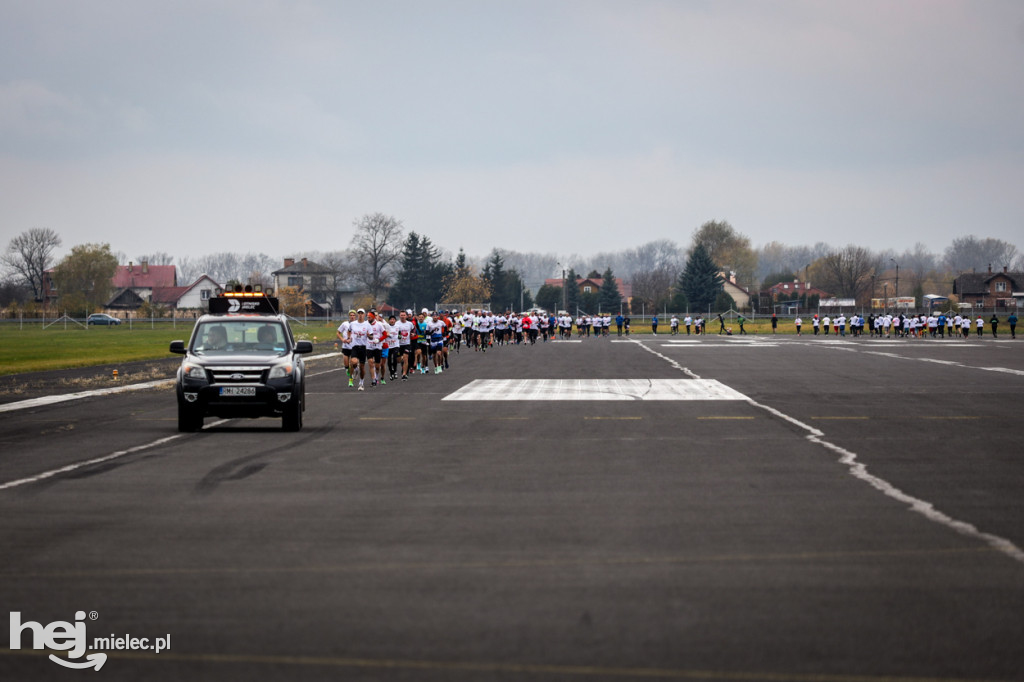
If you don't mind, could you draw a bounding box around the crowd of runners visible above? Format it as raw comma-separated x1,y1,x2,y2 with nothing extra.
783,312,1018,339
334,308,618,390
334,307,1018,390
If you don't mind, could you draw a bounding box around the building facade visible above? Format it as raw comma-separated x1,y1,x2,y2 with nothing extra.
953,266,1022,309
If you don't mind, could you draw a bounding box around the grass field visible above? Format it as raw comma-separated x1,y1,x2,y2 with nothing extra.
0,320,342,376
0,317,812,375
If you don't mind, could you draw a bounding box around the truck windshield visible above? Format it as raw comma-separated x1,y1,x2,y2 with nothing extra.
193,321,287,354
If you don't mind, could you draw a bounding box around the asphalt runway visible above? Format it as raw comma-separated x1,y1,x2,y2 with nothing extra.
1,332,1023,681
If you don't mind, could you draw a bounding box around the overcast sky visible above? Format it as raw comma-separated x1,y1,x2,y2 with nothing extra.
2,0,1023,265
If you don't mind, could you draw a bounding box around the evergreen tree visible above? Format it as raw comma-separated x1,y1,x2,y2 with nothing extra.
671,288,689,313
534,284,561,312
387,232,424,308
505,269,532,311
679,243,723,313
564,268,579,314
714,289,736,312
481,250,506,309
442,249,490,308
599,267,622,313
387,232,450,309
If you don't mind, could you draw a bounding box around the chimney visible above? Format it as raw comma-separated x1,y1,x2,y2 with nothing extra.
284,258,295,267
141,260,149,274
302,258,308,267
988,263,992,274
1004,265,1008,274
128,261,133,273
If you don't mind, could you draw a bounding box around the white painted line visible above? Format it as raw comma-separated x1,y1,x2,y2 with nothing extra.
0,419,230,491
978,366,1024,376
443,379,746,401
632,338,1024,567
0,379,174,414
0,351,342,414
659,344,780,349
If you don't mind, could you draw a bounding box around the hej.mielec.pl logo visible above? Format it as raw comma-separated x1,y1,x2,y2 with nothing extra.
9,610,172,671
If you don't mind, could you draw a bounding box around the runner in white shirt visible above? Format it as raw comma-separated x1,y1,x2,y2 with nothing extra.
383,314,400,381
495,313,509,346
335,309,357,387
394,310,414,380
451,312,464,353
975,316,985,337
794,316,803,336
428,315,446,372
365,310,386,386
348,308,371,391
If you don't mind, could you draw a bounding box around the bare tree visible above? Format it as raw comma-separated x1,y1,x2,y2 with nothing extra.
943,235,1020,273
2,228,62,301
135,251,175,266
898,242,938,293
308,250,354,309
813,245,879,301
350,213,404,300
176,252,277,288
630,266,676,313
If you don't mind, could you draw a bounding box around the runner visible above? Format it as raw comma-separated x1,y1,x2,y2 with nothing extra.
365,310,385,386
335,309,356,387
348,308,370,391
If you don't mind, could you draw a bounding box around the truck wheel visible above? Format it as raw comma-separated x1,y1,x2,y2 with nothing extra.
178,404,203,432
282,394,303,432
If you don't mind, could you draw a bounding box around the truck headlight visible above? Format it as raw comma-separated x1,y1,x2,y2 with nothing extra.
269,363,293,379
183,364,206,380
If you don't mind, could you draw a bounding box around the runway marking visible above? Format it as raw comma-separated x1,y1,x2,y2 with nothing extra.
659,344,780,349
1,546,994,578
584,416,643,420
697,416,755,420
359,417,416,421
1,645,1004,682
810,416,870,420
978,366,1024,376
0,351,344,414
631,339,1024,567
818,345,1024,377
0,379,175,414
0,420,231,491
443,379,747,401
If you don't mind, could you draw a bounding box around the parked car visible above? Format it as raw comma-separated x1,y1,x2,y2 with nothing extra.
87,313,121,326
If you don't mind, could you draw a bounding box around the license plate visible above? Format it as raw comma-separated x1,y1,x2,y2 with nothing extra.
220,386,256,397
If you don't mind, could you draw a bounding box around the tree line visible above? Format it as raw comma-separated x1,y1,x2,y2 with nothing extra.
2,217,1021,315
